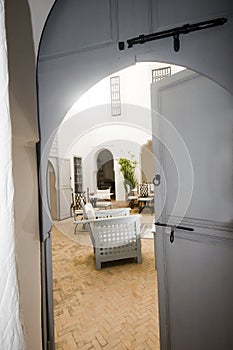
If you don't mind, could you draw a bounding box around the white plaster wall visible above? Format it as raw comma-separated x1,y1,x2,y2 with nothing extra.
28,0,55,54
66,125,151,200
5,1,42,349
64,62,184,121
57,63,158,161
13,141,42,349
57,63,181,200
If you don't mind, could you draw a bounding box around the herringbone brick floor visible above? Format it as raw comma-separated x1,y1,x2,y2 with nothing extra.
52,225,160,349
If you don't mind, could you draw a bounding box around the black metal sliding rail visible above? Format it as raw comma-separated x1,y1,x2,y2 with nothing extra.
118,17,227,52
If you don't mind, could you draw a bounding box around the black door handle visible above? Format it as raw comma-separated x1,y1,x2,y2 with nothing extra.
153,174,161,187
155,222,194,243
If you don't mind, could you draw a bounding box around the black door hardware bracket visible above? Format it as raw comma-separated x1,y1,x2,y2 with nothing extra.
153,174,161,187
118,17,227,52
155,222,194,243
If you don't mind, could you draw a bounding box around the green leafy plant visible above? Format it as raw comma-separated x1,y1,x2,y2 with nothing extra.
118,155,138,190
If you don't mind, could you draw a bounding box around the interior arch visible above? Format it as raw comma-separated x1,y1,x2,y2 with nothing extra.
37,1,233,349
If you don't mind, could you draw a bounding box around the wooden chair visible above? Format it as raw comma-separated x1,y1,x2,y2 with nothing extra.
125,183,138,209
137,184,154,214
95,188,112,209
71,192,87,233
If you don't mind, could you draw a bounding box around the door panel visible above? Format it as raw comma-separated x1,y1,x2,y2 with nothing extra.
152,70,233,224
155,224,233,350
151,70,233,350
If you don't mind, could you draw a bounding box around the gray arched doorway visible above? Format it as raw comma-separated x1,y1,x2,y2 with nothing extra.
37,1,233,349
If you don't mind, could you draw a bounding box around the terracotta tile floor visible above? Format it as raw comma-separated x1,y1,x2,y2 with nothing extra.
52,213,160,349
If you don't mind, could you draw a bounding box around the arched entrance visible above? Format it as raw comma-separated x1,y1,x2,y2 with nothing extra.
96,149,115,197
37,2,233,350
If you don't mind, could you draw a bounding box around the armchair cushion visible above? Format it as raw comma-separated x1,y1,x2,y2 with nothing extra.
96,188,111,200
85,203,95,220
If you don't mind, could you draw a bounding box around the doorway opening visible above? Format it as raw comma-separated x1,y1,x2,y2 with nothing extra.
47,61,185,349
96,148,115,198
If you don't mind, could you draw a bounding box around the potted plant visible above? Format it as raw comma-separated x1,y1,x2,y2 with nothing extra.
118,155,138,191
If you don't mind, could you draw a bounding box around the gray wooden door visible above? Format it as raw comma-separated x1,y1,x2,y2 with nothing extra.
151,70,233,350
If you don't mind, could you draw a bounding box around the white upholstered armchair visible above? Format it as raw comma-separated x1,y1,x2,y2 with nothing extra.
74,201,142,270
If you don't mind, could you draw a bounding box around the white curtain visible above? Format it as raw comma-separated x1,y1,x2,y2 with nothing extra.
0,1,25,349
